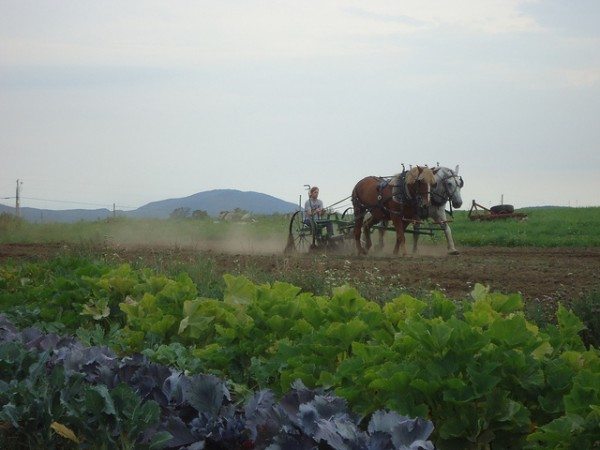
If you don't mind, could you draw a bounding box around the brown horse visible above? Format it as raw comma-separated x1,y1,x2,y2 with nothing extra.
351,166,436,256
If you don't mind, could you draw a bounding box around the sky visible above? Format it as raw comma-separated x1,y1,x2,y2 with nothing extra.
1,0,599,212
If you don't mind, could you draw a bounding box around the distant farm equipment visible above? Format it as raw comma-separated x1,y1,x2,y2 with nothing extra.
218,208,254,222
468,200,528,221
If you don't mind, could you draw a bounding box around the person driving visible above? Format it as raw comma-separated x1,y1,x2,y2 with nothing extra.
305,186,326,219
304,186,333,237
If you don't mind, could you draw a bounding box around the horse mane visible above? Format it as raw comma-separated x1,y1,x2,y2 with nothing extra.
405,166,436,186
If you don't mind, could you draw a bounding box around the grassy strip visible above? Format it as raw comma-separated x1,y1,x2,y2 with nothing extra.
451,206,600,247
2,206,600,247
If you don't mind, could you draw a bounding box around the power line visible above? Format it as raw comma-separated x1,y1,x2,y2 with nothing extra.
15,196,137,210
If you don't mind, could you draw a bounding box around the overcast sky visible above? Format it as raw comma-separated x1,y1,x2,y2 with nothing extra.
1,0,599,212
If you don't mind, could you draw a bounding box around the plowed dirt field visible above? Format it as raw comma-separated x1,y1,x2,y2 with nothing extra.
1,243,599,308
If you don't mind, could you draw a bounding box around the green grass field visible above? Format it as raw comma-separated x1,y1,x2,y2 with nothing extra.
2,206,599,248
450,206,600,247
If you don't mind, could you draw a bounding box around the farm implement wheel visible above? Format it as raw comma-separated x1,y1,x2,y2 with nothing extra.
284,211,316,253
335,207,356,251
490,204,515,214
341,207,354,220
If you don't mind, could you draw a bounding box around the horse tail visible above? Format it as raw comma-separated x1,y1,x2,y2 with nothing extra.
353,184,372,223
351,185,361,211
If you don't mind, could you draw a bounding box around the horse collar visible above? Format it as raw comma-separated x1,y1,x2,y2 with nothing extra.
392,172,409,204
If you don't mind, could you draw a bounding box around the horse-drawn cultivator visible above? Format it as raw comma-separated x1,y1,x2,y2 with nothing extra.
284,164,465,255
283,208,437,254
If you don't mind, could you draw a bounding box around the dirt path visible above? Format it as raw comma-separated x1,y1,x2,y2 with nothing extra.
1,243,599,306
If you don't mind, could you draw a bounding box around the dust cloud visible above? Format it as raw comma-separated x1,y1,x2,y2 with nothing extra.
99,219,453,257
199,229,288,255
105,220,289,255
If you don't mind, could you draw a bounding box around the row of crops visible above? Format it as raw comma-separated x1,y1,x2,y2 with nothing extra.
1,257,599,449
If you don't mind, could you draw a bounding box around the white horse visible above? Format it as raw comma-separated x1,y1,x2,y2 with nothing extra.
374,165,464,255
413,165,463,255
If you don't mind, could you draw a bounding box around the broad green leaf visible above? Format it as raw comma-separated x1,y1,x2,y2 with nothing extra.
383,294,426,324
564,370,600,416
485,389,530,426
369,371,411,392
264,281,302,302
429,320,454,351
215,323,236,340
80,298,110,320
487,315,536,348
157,274,197,306
178,314,214,339
488,292,523,314
466,361,501,395
544,358,574,392
464,300,497,327
329,286,369,321
140,292,159,312
324,319,368,347
193,343,230,368
130,400,160,431
428,291,456,319
223,274,257,305
402,317,452,353
438,413,471,439
85,385,117,417
556,304,586,350
119,295,140,317
318,370,335,388
410,378,439,397
149,431,174,450
150,314,177,336
527,414,585,445
266,315,286,334
470,283,490,301
290,318,314,336
531,341,553,360
331,285,363,303
442,377,478,403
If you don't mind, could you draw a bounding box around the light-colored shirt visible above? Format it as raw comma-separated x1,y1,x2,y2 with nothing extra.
304,198,324,219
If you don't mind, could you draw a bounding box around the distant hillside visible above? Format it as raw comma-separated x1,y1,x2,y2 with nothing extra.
0,189,298,222
0,204,112,223
126,189,297,219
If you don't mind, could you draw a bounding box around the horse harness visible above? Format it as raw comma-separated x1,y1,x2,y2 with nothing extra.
353,171,417,218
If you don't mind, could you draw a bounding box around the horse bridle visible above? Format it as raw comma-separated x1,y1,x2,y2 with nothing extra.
431,172,463,207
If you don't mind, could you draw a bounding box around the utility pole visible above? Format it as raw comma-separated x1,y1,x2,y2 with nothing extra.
15,179,22,218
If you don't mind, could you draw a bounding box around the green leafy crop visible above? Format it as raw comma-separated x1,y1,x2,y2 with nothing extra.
2,258,599,449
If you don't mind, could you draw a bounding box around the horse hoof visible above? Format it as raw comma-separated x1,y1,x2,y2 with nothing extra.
448,250,460,255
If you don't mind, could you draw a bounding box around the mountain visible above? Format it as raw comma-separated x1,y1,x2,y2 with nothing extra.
0,189,298,223
0,204,113,223
125,189,297,219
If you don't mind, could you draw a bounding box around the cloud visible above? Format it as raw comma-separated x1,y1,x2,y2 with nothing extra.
343,0,541,34
561,68,600,87
0,0,542,68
